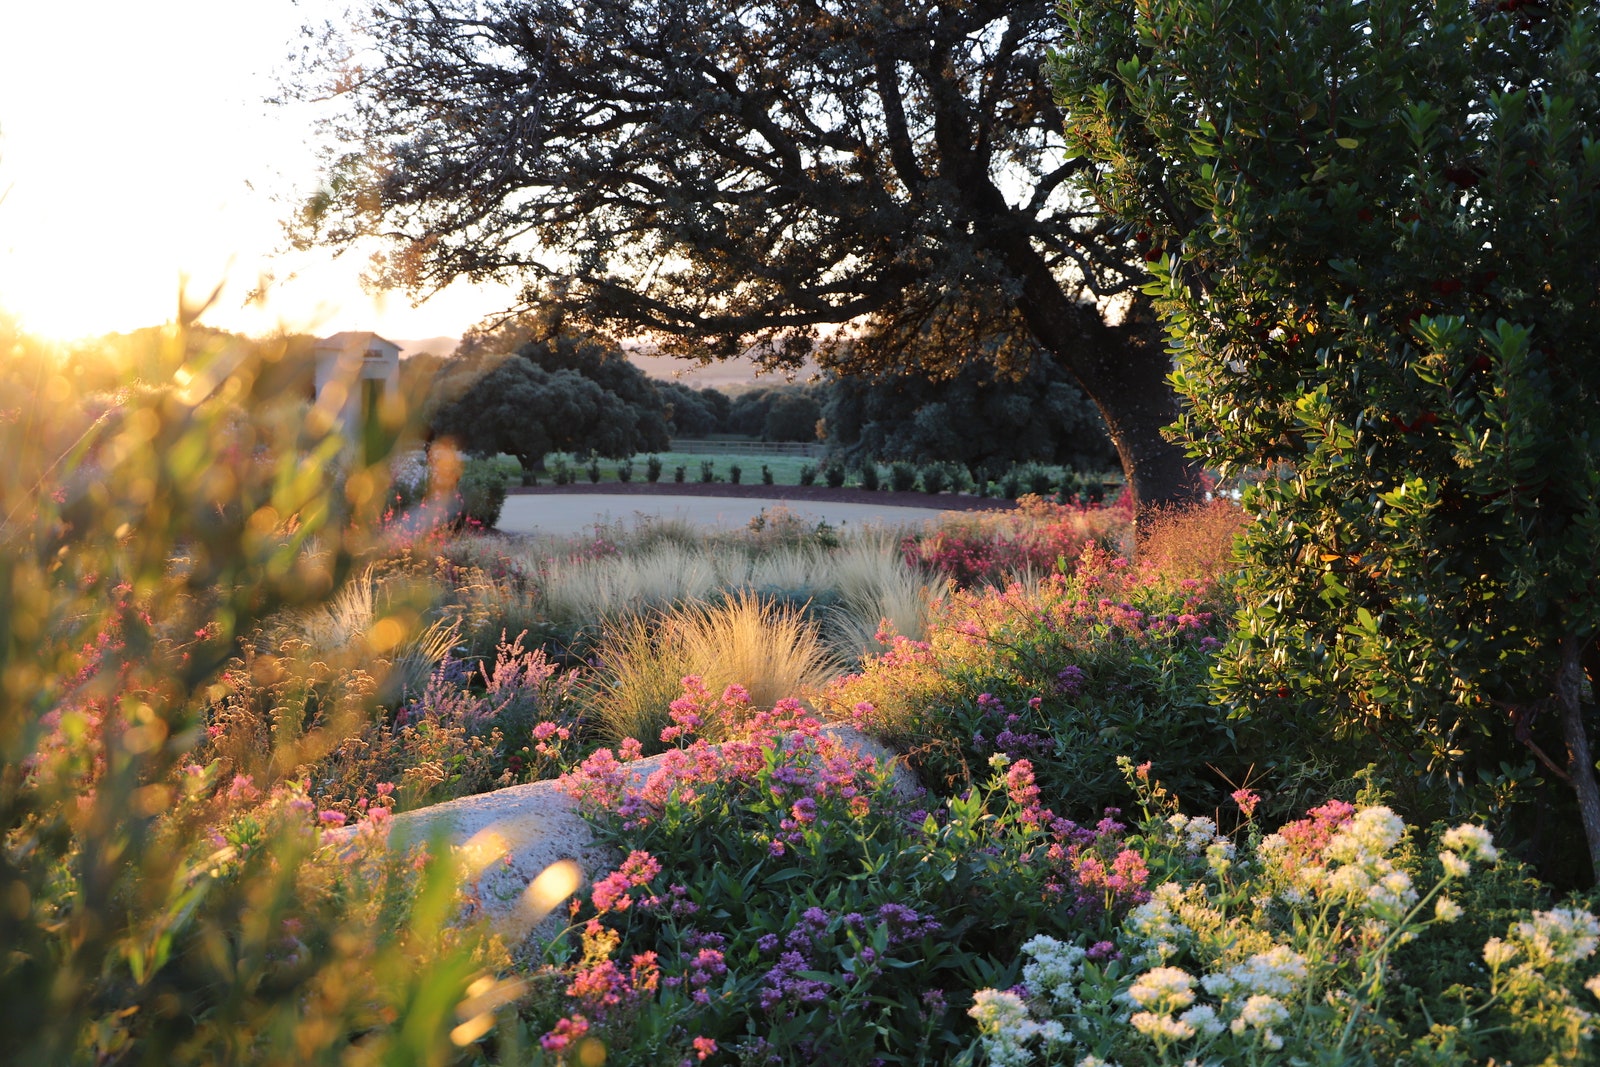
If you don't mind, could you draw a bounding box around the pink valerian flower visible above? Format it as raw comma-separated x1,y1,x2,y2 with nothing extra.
540,1014,589,1053
1232,787,1261,819
618,737,644,762
591,850,662,913
560,747,628,813
567,959,629,1014
227,774,260,802
1006,759,1042,809
1275,799,1357,865
790,796,818,826
686,947,728,988
532,721,568,742
619,850,662,884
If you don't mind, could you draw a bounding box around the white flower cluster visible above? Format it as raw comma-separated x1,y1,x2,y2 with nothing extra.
1440,823,1500,863
1022,935,1088,1009
1230,994,1289,1049
1504,907,1600,968
969,989,1069,1067
1125,967,1214,1044
1123,883,1194,965
1200,945,1309,1000
1115,945,1311,1054
1438,822,1501,880
1164,813,1232,859
1266,806,1419,922
390,450,430,496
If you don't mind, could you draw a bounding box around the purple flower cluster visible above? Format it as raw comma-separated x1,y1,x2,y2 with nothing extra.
970,691,1057,760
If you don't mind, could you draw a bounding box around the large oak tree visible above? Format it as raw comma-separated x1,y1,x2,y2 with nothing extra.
288,0,1201,513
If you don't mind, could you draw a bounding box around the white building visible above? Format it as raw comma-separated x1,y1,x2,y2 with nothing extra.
312,332,401,431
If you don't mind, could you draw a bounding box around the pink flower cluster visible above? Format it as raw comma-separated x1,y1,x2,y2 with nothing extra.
591,850,663,914
539,1013,590,1054
561,684,883,838
1274,798,1357,869
565,950,660,1020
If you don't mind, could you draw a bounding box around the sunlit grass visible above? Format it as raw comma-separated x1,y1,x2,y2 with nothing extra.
586,591,838,750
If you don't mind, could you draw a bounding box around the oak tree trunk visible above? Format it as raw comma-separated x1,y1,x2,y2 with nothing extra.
1557,632,1600,884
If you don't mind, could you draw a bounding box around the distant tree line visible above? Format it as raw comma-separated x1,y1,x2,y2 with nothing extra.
424,310,1115,474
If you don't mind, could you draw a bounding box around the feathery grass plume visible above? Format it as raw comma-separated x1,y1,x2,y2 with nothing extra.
674,591,839,717
587,592,838,751
585,613,692,749
283,563,459,703
538,542,730,627
823,534,950,659
1135,499,1247,589
742,544,833,593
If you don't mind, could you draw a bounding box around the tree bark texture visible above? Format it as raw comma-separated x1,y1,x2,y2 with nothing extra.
1557,632,1600,884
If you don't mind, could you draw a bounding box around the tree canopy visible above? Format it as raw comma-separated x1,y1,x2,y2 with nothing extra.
429,310,670,467
288,0,1200,514
824,353,1115,479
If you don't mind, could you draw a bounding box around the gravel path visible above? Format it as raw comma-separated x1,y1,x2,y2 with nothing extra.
497,490,996,536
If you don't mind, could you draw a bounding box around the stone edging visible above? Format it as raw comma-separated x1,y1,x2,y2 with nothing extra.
368,724,917,945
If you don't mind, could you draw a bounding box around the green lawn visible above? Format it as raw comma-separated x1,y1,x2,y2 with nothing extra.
523,450,1121,495
541,450,825,486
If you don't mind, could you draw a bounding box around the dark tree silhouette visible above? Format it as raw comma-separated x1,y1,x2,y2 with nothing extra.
824,354,1115,480
429,309,669,468
288,0,1201,513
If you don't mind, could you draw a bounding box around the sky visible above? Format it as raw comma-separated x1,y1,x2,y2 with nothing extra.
0,1,512,344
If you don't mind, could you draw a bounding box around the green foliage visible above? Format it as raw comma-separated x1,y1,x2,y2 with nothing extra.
616,458,633,483
920,464,949,495
859,463,880,492
430,310,669,470
825,357,1115,480
645,455,662,482
823,463,847,489
452,456,511,530
0,319,499,1063
833,541,1316,822
698,459,716,483
889,462,918,493
728,463,742,485
1053,0,1600,873
655,381,729,436
798,464,817,487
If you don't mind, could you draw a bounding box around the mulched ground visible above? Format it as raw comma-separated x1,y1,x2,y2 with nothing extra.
506,480,1018,513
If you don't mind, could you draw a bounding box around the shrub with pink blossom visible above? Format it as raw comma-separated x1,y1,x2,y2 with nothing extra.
831,538,1318,824
530,682,1163,1064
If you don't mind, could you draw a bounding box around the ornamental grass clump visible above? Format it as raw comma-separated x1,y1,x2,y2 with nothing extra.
585,592,837,750
968,764,1600,1067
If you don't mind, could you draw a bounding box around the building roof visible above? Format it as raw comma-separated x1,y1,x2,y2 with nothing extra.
313,331,402,355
